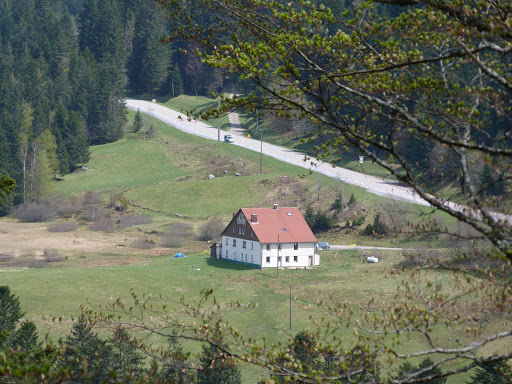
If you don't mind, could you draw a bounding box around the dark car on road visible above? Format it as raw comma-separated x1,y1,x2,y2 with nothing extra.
316,242,330,250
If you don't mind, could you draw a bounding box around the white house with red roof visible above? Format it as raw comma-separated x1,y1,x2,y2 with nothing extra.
214,204,319,269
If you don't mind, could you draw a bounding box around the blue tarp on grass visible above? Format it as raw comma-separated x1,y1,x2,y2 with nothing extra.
174,253,187,258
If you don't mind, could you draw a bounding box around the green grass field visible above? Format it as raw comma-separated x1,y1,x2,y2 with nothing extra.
0,107,483,383
0,248,479,383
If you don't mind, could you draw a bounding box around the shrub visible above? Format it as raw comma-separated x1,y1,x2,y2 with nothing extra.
363,214,387,236
43,249,66,262
312,211,334,232
10,256,46,269
167,222,194,237
132,238,157,250
88,217,114,233
160,222,194,248
332,192,343,213
55,197,83,218
81,207,108,222
0,253,14,262
118,214,152,229
352,216,365,227
48,222,78,232
145,124,158,139
10,202,55,222
27,260,47,268
198,218,225,241
83,191,103,206
160,233,185,248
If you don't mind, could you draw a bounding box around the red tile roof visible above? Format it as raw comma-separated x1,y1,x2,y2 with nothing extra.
241,207,316,244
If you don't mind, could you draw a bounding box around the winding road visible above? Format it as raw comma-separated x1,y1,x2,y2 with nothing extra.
126,98,429,207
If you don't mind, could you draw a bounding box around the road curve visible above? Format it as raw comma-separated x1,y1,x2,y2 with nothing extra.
126,99,428,207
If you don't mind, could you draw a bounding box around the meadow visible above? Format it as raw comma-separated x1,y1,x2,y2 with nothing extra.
0,106,485,383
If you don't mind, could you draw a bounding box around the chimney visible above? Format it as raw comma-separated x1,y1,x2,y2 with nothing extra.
273,203,278,210
251,214,258,223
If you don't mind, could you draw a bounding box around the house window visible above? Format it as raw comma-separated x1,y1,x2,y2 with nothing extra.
237,213,246,224
266,257,270,263
251,242,253,250
234,252,236,259
251,231,254,237
251,255,253,262
232,227,235,233
294,256,298,262
266,244,270,251
294,243,298,250
278,244,281,250
225,251,228,258
226,238,228,245
233,239,236,246
278,256,282,262
243,241,246,249
242,228,245,235
285,256,290,263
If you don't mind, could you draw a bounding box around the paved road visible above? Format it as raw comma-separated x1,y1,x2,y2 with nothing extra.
126,99,428,207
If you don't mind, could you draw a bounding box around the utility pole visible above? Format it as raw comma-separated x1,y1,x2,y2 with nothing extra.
340,177,346,222
218,98,221,141
258,116,263,174
289,279,292,330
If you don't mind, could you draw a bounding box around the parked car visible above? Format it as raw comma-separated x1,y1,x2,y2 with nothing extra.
224,134,234,143
316,242,330,250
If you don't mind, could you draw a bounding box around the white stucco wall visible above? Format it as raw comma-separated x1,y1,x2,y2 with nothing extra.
221,236,262,267
260,242,317,268
221,236,318,268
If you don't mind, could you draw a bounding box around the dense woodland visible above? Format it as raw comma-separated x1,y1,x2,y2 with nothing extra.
0,0,220,215
1,0,508,216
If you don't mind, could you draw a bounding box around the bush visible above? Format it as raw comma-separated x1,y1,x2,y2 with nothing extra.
48,222,79,232
352,216,365,227
160,233,185,248
83,191,103,206
312,211,334,232
55,197,83,218
10,256,47,269
198,218,225,241
160,222,194,248
118,214,152,229
0,253,14,262
145,124,159,139
81,207,108,222
10,202,55,222
332,192,343,213
132,238,157,249
88,217,115,233
167,222,194,237
363,214,387,236
43,249,66,262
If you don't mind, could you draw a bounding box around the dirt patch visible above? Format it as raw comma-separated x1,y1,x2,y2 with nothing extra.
0,218,141,266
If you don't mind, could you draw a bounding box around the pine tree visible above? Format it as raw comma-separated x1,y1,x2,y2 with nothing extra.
132,109,143,132
197,340,241,384
0,286,39,352
60,315,116,382
467,360,512,384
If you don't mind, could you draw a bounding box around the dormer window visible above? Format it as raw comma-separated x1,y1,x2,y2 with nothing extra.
237,213,247,225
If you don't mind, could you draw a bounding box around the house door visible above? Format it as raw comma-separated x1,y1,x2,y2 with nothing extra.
308,256,313,266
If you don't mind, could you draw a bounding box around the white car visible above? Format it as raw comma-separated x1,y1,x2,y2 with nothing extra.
224,134,234,143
